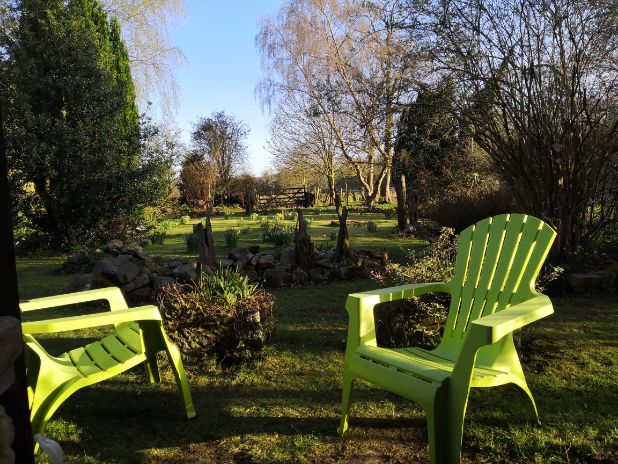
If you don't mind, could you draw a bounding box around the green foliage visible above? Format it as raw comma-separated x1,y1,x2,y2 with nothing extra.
382,208,395,220
185,233,199,254
373,228,458,348
157,219,177,231
367,220,378,232
158,269,274,367
2,0,172,249
249,213,259,221
179,215,191,225
142,207,163,228
224,229,241,248
261,220,294,247
150,231,166,245
200,267,258,307
283,210,297,221
328,231,337,241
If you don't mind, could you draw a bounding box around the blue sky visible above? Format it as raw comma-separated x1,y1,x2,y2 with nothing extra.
169,0,285,175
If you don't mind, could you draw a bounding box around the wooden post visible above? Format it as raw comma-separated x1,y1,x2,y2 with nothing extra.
0,98,35,462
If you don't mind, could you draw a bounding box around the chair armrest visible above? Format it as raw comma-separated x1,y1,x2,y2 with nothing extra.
20,287,129,312
21,306,162,334
470,294,554,345
345,282,450,349
450,293,553,395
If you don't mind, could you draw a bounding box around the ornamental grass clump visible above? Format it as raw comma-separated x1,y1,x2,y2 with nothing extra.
158,267,275,368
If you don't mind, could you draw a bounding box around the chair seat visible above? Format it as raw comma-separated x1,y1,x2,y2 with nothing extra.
354,345,509,386
57,323,146,379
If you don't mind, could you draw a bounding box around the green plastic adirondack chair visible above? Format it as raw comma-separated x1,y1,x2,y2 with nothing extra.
20,287,196,437
338,214,556,464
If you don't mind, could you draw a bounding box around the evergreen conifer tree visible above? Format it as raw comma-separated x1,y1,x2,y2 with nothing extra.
2,0,167,247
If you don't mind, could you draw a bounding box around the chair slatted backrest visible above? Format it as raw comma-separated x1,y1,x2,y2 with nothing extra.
444,214,556,341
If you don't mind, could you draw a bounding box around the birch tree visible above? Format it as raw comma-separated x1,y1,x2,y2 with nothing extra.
101,0,186,116
257,0,428,205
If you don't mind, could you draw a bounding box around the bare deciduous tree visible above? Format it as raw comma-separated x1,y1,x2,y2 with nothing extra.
257,0,428,205
179,151,216,209
268,93,342,203
191,111,250,204
433,0,618,256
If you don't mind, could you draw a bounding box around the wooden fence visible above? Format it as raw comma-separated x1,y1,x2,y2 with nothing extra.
257,187,309,209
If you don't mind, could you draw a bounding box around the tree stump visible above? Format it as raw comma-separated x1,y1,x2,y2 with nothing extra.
334,205,352,262
195,215,216,266
294,210,315,270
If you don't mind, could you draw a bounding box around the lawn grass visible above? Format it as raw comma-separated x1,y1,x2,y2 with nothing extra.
145,208,423,264
16,214,618,464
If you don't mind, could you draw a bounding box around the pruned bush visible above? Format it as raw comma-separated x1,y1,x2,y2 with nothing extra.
420,149,515,232
428,188,514,232
158,219,177,231
372,228,458,349
225,229,240,248
158,269,275,368
367,220,378,232
283,210,297,221
249,213,259,221
185,233,199,254
150,231,167,245
382,208,395,220
179,215,191,225
261,220,294,247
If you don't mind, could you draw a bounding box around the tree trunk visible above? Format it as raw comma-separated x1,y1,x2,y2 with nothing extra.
383,166,392,202
395,174,408,232
327,171,336,205
0,101,35,462
406,176,418,226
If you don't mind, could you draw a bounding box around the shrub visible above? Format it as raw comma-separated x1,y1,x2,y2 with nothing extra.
202,266,258,306
328,231,337,241
317,242,333,251
249,213,259,221
158,219,177,231
382,208,395,220
150,231,167,245
372,228,458,349
158,269,275,368
179,215,191,225
428,188,514,232
367,220,378,232
185,233,199,254
225,229,241,248
142,206,163,228
283,210,297,221
261,220,294,247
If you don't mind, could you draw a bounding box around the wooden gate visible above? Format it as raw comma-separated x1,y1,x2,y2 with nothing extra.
257,187,308,209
